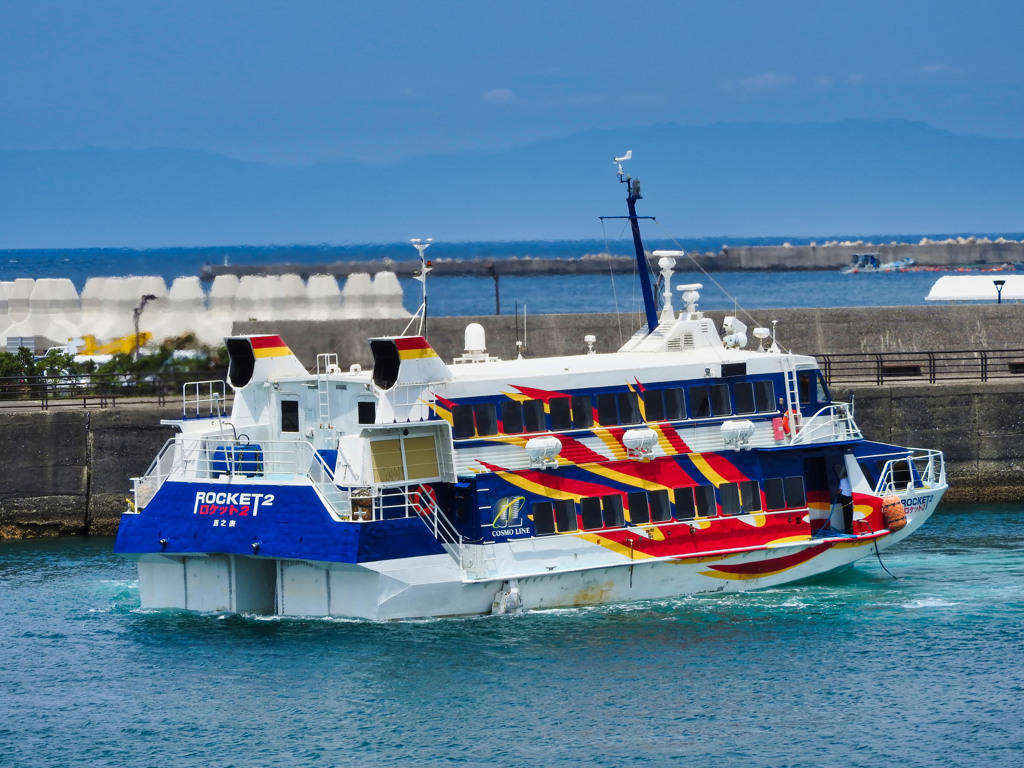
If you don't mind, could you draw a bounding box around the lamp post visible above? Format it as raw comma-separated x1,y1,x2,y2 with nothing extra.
133,294,158,359
994,279,1006,304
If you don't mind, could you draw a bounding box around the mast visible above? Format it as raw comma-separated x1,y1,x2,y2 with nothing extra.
605,151,658,332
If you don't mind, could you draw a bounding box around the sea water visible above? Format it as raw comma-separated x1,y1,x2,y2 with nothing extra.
1,503,1022,767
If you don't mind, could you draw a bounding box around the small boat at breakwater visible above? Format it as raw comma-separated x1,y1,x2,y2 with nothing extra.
114,155,947,619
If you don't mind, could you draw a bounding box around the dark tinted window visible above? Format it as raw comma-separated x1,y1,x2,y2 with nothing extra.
695,485,717,517
722,363,746,377
754,380,775,412
627,491,650,524
580,497,603,530
549,397,572,430
523,401,546,432
710,384,732,416
649,490,671,523
571,395,594,428
281,400,299,432
645,391,666,422
674,487,696,520
474,403,498,436
765,478,786,510
602,495,625,528
532,501,556,535
452,405,475,438
618,392,641,424
720,482,742,515
554,499,578,532
740,480,762,512
664,388,686,420
783,476,806,507
689,386,712,418
734,382,755,414
500,401,524,434
596,393,618,425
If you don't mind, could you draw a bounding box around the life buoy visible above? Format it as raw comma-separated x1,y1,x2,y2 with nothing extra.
410,484,438,516
782,409,799,435
881,494,907,531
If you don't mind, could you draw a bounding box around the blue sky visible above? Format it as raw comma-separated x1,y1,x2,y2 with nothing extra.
2,0,1021,165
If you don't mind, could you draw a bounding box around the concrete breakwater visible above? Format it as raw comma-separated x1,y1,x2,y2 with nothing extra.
4,304,1024,539
200,239,1024,280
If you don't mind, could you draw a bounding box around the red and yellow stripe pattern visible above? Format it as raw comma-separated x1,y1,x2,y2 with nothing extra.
251,335,294,359
395,336,439,361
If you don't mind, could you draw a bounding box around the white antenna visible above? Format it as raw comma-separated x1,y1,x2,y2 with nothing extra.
411,238,432,336
613,150,632,178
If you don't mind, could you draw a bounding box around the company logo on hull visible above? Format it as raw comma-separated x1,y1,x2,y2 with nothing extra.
193,491,275,517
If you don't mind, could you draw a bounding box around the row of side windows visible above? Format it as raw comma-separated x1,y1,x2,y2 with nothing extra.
452,380,777,439
530,476,807,535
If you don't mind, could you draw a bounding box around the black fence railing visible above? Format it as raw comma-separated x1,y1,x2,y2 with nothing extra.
0,371,230,411
815,349,1024,386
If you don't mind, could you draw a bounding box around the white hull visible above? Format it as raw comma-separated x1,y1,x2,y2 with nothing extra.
133,494,940,620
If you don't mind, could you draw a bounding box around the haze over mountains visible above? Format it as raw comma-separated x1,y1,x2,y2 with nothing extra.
2,120,1022,249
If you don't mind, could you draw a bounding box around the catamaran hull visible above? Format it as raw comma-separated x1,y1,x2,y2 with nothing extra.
129,491,941,620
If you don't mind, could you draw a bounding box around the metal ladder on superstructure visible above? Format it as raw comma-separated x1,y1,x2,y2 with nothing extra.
781,354,802,438
315,354,337,434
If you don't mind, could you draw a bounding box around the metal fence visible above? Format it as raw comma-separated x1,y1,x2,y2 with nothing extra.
815,349,1024,386
0,370,230,410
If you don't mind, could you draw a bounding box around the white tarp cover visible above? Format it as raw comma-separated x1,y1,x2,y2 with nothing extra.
925,274,1024,302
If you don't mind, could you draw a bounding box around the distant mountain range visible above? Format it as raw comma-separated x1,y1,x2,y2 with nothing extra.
2,120,1023,249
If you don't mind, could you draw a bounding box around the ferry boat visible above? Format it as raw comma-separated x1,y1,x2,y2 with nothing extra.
114,156,947,619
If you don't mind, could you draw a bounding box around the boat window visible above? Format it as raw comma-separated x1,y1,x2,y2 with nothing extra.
764,478,786,510
500,401,524,434
571,395,594,428
664,388,686,420
674,487,696,520
618,392,642,425
596,393,618,425
689,384,731,418
580,497,603,530
474,403,498,436
601,495,625,528
740,480,762,512
404,436,440,478
648,489,671,522
281,400,299,432
644,391,666,422
734,382,756,414
532,501,556,535
357,400,376,424
754,380,775,412
523,400,546,433
549,397,572,430
710,384,732,416
720,482,742,515
689,386,712,418
627,491,650,524
369,434,441,483
816,372,831,404
554,499,578,532
694,485,717,517
722,363,747,377
452,405,475,439
783,475,807,507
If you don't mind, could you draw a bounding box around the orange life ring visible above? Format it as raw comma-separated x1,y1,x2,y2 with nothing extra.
410,484,437,516
782,409,798,435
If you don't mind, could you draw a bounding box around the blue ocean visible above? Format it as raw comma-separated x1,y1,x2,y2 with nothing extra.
0,241,997,316
1,503,1022,767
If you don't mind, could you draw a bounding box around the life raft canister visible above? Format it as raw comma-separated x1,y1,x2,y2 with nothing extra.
881,494,907,531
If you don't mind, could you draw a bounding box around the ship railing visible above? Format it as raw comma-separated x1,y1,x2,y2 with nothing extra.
181,380,229,419
132,435,350,518
790,403,862,445
374,485,468,567
866,448,947,495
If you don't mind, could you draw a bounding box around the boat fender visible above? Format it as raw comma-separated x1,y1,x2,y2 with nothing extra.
881,495,907,531
410,484,438,516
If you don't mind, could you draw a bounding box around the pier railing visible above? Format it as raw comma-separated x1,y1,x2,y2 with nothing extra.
815,349,1024,386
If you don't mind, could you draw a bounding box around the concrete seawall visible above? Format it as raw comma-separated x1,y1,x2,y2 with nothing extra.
3,305,1024,538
